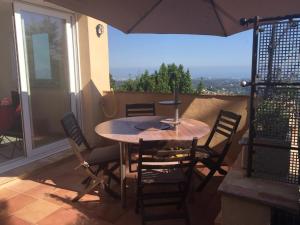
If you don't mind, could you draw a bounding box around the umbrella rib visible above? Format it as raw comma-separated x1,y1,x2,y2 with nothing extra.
210,0,227,36
127,0,163,33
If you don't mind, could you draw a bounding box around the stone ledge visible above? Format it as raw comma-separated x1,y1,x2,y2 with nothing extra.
218,153,299,213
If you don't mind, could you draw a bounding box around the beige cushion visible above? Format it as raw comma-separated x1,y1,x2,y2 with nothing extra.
87,144,120,166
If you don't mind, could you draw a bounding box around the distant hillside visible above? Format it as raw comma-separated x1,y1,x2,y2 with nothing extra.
115,77,250,95
192,78,250,95
110,65,251,80
110,63,250,95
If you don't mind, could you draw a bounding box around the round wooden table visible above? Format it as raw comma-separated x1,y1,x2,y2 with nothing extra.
95,116,210,206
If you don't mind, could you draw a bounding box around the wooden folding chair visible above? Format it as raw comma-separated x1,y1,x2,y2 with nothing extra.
194,110,241,192
126,103,156,173
136,138,198,225
61,112,120,201
125,103,156,117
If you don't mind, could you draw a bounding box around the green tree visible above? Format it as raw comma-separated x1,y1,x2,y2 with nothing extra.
109,73,116,90
179,67,193,94
136,70,156,92
167,63,178,93
196,78,205,94
117,63,194,94
119,78,138,91
154,63,171,93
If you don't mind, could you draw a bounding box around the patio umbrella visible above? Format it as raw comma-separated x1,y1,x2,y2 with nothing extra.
46,0,300,36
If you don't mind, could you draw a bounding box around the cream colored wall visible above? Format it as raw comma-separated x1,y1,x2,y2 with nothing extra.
0,0,18,99
77,16,111,145
101,91,249,164
221,195,271,225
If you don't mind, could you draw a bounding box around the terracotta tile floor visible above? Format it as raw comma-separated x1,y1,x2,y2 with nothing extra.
0,156,224,225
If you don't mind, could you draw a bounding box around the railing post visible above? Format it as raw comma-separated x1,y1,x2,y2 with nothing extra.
247,16,259,177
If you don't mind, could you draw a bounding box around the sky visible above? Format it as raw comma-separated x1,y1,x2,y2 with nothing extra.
108,26,253,80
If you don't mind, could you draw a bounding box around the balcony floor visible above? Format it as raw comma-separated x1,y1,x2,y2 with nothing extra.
0,155,223,225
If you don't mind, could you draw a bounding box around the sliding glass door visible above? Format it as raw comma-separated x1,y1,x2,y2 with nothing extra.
14,3,77,156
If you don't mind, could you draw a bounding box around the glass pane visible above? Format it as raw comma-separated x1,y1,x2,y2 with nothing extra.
0,1,25,162
21,10,71,149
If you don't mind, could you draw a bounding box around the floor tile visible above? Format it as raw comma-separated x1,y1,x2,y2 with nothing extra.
45,187,79,207
0,188,19,201
23,183,57,200
73,189,129,224
0,194,37,216
114,209,140,225
0,215,33,225
37,207,113,225
13,199,60,223
0,155,223,225
5,180,40,194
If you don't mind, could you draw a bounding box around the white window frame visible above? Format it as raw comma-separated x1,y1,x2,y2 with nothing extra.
14,1,79,157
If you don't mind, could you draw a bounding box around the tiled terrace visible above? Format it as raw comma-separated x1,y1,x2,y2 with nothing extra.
0,153,224,225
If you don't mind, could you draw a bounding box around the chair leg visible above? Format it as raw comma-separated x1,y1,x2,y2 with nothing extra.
103,163,121,199
81,176,91,186
105,162,120,184
183,203,191,225
104,183,120,199
140,199,146,225
141,218,146,225
135,198,139,214
135,187,140,214
128,151,133,173
0,136,19,159
196,169,216,192
73,179,101,202
81,166,102,188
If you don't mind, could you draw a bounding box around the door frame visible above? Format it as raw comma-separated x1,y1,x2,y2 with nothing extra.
14,1,79,157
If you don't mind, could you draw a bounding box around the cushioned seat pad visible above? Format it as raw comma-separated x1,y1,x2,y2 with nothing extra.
87,144,120,166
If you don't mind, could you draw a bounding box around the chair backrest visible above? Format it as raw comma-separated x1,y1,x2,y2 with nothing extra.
61,112,91,151
205,110,241,153
61,112,99,178
137,138,198,182
125,103,156,117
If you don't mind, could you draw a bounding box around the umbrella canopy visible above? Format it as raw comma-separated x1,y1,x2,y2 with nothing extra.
46,0,300,36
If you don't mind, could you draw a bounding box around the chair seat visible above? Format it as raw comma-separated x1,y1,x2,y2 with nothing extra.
87,144,120,166
141,168,186,184
128,143,158,154
196,146,220,158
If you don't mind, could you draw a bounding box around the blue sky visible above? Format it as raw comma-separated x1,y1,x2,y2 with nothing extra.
108,26,253,79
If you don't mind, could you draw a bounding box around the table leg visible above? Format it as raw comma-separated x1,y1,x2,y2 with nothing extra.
119,142,126,207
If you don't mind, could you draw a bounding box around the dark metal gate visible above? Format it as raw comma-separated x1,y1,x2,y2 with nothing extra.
271,208,300,225
241,15,300,185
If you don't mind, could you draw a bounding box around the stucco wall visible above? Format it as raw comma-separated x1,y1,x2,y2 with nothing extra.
77,16,111,145
221,195,270,225
101,91,249,164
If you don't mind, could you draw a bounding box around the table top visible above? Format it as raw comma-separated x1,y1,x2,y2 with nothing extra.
95,116,210,144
